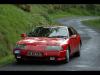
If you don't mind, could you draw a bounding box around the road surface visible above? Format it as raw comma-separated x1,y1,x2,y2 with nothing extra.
0,16,100,71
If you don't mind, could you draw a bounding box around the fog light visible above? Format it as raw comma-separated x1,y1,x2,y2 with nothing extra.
16,56,21,58
50,57,55,60
14,50,20,54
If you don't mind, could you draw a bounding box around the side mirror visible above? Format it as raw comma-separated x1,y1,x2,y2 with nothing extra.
71,35,77,39
21,33,27,39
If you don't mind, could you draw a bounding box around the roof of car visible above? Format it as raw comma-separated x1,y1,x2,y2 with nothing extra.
34,25,69,28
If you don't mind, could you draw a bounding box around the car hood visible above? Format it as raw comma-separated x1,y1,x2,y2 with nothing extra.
17,37,67,46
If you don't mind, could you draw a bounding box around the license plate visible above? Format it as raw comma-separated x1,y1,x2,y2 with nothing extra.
27,51,42,57
50,57,55,60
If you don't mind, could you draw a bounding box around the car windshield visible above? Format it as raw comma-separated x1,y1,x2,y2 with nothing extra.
27,27,68,38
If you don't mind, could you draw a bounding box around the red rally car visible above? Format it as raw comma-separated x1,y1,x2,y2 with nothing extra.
13,26,82,63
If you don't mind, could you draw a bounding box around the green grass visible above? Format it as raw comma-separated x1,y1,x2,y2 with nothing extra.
82,19,100,30
0,4,100,66
0,55,15,67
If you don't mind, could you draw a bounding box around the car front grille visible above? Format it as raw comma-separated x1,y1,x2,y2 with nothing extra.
21,56,52,61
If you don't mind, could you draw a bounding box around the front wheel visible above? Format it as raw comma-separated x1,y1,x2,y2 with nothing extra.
65,49,70,63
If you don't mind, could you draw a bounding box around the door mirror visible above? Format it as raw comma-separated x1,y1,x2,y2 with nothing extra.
21,33,27,39
71,35,77,39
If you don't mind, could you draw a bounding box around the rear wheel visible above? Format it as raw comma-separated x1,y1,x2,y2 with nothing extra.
75,44,81,57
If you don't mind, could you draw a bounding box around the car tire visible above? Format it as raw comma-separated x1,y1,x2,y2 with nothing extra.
64,48,70,63
16,59,23,64
75,44,81,57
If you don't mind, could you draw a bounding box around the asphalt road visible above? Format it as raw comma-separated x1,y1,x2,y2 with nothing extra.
0,16,100,71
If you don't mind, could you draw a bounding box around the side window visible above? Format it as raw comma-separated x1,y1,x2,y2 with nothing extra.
68,28,74,36
71,27,78,35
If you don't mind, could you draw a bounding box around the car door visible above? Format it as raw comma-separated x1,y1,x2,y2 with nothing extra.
70,27,80,52
68,27,76,54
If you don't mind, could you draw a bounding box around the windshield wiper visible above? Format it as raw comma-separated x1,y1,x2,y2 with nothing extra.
48,36,67,38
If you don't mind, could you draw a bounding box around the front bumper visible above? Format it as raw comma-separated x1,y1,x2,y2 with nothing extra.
14,50,66,61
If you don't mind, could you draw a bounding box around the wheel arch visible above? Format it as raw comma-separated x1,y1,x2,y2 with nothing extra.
80,39,82,46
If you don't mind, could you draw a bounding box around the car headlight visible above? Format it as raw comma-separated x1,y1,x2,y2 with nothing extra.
15,44,26,49
46,46,62,51
14,50,20,54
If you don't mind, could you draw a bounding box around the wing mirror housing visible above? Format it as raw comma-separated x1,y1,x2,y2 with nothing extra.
21,33,27,39
71,35,77,39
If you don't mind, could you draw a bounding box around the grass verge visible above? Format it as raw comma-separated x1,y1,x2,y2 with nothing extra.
82,19,100,30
